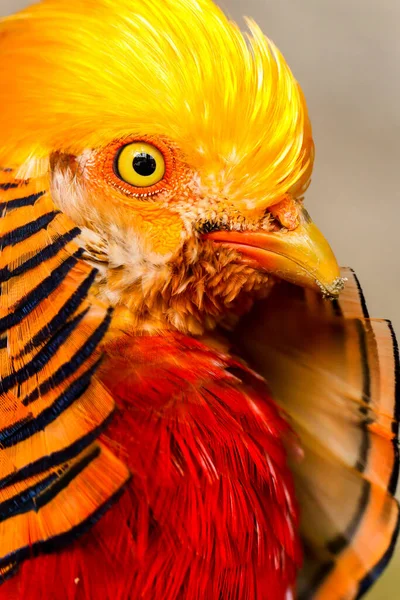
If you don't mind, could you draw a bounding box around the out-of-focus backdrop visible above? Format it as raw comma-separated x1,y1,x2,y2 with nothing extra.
1,0,399,597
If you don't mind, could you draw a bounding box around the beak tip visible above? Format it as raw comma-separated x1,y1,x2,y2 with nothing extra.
316,276,347,299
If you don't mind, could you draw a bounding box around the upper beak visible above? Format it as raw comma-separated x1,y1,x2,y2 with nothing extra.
204,209,344,298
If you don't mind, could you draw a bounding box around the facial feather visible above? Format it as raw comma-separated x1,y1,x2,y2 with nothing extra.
49,148,274,334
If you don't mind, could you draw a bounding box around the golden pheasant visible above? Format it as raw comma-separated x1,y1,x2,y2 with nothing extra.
0,0,398,598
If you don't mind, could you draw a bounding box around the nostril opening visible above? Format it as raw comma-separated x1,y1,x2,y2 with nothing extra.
197,220,228,234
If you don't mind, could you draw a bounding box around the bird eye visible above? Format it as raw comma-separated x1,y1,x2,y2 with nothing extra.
115,142,165,188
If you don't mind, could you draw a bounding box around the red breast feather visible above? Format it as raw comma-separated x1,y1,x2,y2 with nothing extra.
2,333,301,600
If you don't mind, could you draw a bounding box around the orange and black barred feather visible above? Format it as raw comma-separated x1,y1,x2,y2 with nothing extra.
0,172,130,578
235,269,399,599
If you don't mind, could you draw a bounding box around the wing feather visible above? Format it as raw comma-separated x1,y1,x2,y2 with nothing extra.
234,268,399,599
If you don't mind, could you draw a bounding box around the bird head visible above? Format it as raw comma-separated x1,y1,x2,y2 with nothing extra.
0,0,343,333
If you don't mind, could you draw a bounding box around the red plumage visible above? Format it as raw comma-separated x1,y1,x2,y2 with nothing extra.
2,333,301,600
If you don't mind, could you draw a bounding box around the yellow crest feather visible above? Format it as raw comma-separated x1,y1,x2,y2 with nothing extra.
0,0,313,203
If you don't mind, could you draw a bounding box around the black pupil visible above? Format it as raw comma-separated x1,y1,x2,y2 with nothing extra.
133,153,157,177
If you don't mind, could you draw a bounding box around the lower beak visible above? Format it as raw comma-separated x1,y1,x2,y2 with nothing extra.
204,210,344,298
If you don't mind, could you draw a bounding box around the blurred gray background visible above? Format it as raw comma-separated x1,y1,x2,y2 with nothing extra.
1,0,399,598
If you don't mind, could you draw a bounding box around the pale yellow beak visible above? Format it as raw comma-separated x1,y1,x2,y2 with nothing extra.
204,209,344,298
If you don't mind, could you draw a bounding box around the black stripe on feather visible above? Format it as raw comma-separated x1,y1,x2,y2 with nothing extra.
326,481,371,555
0,472,130,575
0,411,114,489
0,248,83,333
350,269,370,318
0,472,59,523
354,319,373,471
20,267,98,356
0,307,88,395
0,356,102,449
22,307,113,406
386,320,400,496
356,511,400,599
0,181,28,191
0,446,100,524
0,211,60,249
0,191,46,213
35,445,101,511
0,227,81,283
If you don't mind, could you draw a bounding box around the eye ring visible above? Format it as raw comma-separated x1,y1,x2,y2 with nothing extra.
100,137,176,198
114,141,165,188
